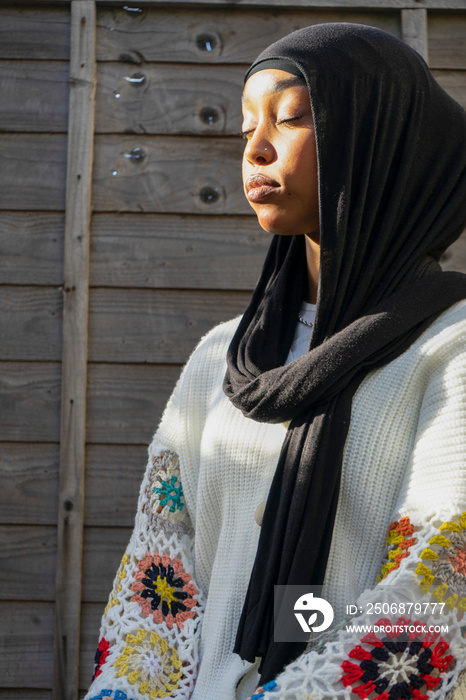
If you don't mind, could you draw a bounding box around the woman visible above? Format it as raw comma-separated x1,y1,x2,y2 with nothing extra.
85,23,466,700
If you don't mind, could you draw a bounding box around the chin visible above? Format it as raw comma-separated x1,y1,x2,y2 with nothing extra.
255,208,320,239
255,210,296,236
257,221,300,237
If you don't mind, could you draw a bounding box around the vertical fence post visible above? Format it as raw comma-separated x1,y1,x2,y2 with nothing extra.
53,1,96,698
401,8,429,65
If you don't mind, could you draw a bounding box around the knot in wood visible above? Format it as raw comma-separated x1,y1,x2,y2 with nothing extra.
200,107,220,127
196,33,218,53
124,147,146,161
200,186,220,204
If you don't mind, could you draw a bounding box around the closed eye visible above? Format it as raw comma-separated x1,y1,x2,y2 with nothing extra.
277,114,304,125
239,114,306,139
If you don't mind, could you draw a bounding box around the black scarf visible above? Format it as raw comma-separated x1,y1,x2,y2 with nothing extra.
223,23,466,683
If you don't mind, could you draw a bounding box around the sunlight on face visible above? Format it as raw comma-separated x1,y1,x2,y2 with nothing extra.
241,69,319,241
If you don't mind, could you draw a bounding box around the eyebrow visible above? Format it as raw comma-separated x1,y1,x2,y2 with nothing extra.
242,75,306,103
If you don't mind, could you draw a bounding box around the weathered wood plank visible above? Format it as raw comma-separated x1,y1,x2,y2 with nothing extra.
0,213,64,286
0,287,62,361
96,62,243,135
0,61,68,132
0,692,51,700
95,0,466,5
0,364,176,447
0,525,130,603
96,7,400,64
0,443,59,525
0,600,119,694
2,55,464,142
54,2,96,698
0,601,54,688
429,12,466,69
2,0,70,3
0,525,57,601
0,361,182,445
401,9,428,62
89,289,249,363
0,363,61,443
90,213,268,289
85,444,146,527
82,527,132,602
0,7,69,60
98,64,465,137
433,69,466,110
0,135,67,211
86,363,181,444
92,134,246,214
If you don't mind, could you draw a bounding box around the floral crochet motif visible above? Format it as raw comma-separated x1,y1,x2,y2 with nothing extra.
105,552,130,617
131,552,197,629
416,512,466,610
378,517,416,582
341,618,454,699
155,475,183,512
145,451,187,526
114,628,183,698
92,637,110,681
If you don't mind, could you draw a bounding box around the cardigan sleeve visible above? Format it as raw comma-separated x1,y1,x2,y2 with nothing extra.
83,368,206,700
257,334,466,700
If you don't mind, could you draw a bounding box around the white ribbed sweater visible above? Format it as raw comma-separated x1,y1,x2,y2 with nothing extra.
85,301,466,700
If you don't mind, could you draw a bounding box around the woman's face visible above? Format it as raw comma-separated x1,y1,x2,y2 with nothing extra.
241,69,319,240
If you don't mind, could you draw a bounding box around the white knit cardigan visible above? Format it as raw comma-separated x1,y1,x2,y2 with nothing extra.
84,300,466,700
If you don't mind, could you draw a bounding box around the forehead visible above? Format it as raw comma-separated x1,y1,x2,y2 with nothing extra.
242,69,308,105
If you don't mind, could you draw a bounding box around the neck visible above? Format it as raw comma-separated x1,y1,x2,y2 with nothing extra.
304,234,320,304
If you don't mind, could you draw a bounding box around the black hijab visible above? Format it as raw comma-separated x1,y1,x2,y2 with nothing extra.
223,23,466,683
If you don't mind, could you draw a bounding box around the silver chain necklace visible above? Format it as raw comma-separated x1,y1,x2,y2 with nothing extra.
298,313,314,328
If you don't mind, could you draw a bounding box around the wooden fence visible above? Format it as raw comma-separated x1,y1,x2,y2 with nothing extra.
1,1,466,698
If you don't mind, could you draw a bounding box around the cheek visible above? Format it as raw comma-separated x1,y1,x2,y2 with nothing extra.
296,137,316,170
288,142,318,199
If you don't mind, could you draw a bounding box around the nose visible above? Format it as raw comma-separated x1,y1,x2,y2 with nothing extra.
244,132,274,166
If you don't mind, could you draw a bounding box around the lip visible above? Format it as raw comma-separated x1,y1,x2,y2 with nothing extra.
245,174,280,202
